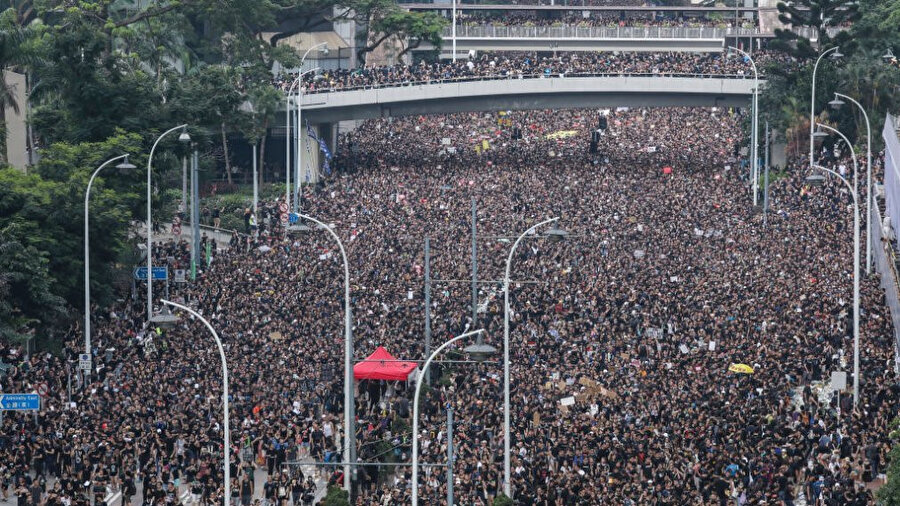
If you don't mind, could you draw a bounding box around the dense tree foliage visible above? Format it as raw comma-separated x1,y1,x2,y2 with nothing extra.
0,0,442,346
770,0,859,59
879,418,900,504
0,132,144,339
760,0,900,153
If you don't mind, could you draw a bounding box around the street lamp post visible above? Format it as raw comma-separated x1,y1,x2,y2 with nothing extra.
452,0,457,63
830,93,872,275
283,43,326,212
295,67,321,212
297,213,354,492
810,161,860,406
285,67,320,215
84,154,135,384
160,300,231,506
728,46,758,205
146,125,190,322
503,217,563,498
412,329,487,506
809,46,842,165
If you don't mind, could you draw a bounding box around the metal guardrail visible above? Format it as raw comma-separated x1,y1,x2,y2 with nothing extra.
301,71,756,96
870,198,900,372
441,25,762,39
436,24,840,40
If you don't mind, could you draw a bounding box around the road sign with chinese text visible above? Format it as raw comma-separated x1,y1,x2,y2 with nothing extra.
0,393,40,411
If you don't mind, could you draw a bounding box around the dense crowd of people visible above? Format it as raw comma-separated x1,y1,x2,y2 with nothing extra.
1,103,897,506
447,12,758,29
271,51,793,94
445,0,653,7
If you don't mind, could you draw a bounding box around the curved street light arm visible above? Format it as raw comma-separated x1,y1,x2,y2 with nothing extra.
728,45,759,204
301,42,328,67
85,154,130,371
294,67,321,213
285,68,321,210
412,329,485,506
810,163,861,407
147,124,188,322
811,164,857,205
288,67,322,97
816,123,859,196
298,213,353,491
834,92,873,274
810,46,840,164
503,216,558,497
159,299,231,506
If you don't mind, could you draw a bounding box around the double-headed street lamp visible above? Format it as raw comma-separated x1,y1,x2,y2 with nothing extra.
285,66,321,213
829,93,872,275
284,42,326,211
296,213,354,492
411,329,489,506
84,154,135,381
884,48,897,64
502,217,567,498
160,299,231,506
809,46,842,165
294,67,321,212
147,125,191,323
728,46,758,205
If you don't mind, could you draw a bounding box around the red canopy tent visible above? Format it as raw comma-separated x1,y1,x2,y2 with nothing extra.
353,346,418,381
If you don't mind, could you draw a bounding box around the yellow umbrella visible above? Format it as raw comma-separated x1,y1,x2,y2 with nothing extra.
728,363,754,374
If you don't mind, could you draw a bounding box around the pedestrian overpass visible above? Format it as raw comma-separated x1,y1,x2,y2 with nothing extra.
297,73,758,123
286,73,760,182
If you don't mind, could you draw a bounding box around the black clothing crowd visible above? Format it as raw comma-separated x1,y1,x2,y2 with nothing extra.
1,105,896,506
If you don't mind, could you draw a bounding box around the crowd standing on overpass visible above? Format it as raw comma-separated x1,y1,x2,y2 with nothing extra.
450,12,759,29
272,51,794,94
1,101,897,506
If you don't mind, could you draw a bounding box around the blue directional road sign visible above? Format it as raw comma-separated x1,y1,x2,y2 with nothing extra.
289,213,299,224
133,266,168,281
0,393,40,411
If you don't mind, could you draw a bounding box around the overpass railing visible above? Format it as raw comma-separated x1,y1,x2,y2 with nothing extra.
434,24,836,40
301,71,755,96
441,25,761,39
871,195,900,371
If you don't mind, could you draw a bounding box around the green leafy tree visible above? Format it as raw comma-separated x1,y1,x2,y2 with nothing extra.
238,83,282,185
0,229,66,344
29,16,167,143
321,486,350,506
493,494,514,506
171,64,244,183
359,8,445,63
0,24,40,113
770,0,859,59
878,417,900,504
846,0,900,61
0,132,144,332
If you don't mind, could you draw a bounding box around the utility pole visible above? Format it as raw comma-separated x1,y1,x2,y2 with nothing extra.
763,121,770,228
190,146,200,280
447,407,454,506
424,237,432,384
252,142,258,215
182,156,188,218
471,198,477,328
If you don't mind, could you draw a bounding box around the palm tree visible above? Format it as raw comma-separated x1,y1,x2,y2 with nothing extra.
0,27,37,114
